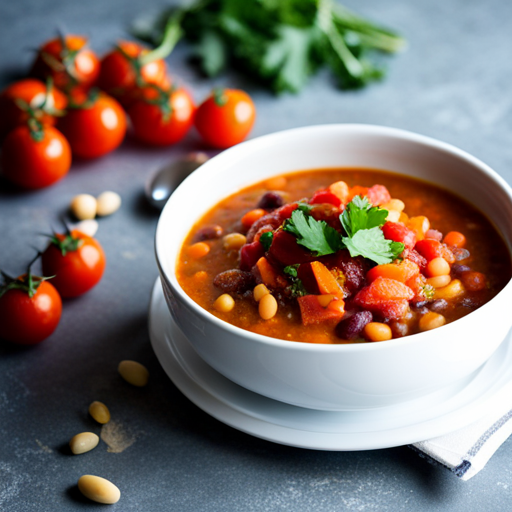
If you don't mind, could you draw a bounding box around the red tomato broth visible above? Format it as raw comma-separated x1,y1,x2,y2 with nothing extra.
176,169,512,344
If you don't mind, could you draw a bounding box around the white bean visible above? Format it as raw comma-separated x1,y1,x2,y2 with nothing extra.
78,475,120,504
96,191,121,217
70,194,97,220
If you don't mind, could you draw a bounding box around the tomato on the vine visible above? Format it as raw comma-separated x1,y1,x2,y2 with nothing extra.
194,88,256,149
0,271,62,345
127,85,195,146
41,229,106,298
58,91,126,158
98,41,169,106
0,79,67,140
31,35,100,92
1,121,71,189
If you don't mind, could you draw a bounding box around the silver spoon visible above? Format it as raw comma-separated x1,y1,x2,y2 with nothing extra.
145,152,210,210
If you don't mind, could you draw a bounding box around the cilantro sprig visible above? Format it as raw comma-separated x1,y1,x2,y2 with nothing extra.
132,0,406,94
283,196,404,265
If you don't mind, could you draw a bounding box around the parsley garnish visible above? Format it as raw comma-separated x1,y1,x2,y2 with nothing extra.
283,196,404,265
132,1,406,94
259,231,274,252
283,265,307,297
284,210,343,256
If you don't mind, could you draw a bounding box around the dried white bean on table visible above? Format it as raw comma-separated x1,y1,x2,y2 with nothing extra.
78,475,121,504
70,194,97,220
96,191,122,216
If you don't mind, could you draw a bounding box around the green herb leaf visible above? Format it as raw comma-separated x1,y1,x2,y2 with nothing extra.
341,195,388,237
260,231,274,252
283,264,307,297
132,0,406,94
283,264,300,278
283,209,343,256
342,227,404,265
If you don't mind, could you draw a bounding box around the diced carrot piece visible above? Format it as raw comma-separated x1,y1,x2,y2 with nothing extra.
348,185,369,202
241,209,266,229
310,261,344,297
366,259,420,284
444,231,466,248
256,257,287,289
298,295,345,325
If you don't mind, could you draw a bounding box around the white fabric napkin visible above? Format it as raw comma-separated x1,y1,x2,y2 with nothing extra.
412,401,512,480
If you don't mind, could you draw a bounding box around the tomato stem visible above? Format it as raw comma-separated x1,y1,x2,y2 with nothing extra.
139,11,184,66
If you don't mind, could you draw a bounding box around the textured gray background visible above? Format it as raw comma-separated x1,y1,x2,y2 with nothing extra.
1,0,512,510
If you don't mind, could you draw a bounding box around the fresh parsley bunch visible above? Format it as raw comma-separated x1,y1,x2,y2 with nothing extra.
283,196,404,265
133,0,406,93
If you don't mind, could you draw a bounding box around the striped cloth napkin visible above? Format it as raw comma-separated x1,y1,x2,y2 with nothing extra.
412,401,512,480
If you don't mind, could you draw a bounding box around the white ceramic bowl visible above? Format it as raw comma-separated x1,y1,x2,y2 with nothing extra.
155,124,512,411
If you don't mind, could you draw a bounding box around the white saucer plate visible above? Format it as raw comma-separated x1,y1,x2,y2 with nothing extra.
149,279,512,451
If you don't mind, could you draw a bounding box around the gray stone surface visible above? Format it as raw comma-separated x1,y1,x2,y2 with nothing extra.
1,0,512,510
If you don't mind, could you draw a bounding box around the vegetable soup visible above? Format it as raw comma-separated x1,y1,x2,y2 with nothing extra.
176,169,511,344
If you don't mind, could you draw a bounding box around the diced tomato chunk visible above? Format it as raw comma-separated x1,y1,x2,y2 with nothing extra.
268,230,315,266
403,248,427,271
366,259,419,284
276,203,298,221
406,273,430,302
355,277,414,304
374,300,410,320
367,184,391,206
382,222,416,251
298,295,345,326
239,241,265,271
415,239,455,264
309,190,342,208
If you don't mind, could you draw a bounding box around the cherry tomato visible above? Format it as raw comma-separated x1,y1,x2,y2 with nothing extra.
127,86,195,146
0,79,67,140
0,275,62,345
31,35,100,92
98,41,169,106
41,229,106,298
58,92,126,158
194,88,256,149
1,123,71,189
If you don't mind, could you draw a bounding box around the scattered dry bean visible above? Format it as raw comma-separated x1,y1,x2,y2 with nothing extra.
78,475,120,504
96,191,121,217
118,360,149,387
88,401,110,424
69,432,99,455
70,194,97,220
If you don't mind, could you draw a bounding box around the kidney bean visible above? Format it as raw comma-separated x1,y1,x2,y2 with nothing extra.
257,192,284,210
389,321,409,338
213,269,256,294
430,299,448,312
451,264,471,275
335,311,373,340
195,225,224,241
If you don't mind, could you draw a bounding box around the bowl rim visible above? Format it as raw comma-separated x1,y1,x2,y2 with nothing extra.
155,123,512,353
